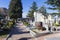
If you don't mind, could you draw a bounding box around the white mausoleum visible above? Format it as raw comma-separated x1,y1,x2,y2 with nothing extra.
31,12,54,31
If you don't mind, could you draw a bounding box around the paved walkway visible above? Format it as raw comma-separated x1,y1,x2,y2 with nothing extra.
37,32,60,40
7,23,34,40
0,22,60,40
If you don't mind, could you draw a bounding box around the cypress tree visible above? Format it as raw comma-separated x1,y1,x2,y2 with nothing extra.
27,1,38,18
9,0,23,19
38,6,47,16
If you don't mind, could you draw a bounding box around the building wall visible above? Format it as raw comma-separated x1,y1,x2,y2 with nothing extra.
34,12,44,22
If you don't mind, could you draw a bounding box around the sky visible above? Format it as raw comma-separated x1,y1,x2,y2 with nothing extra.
0,0,58,18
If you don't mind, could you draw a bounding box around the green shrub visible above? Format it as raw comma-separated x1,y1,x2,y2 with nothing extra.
8,21,13,27
53,23,60,26
0,19,15,37
1,20,14,30
55,24,60,26
23,22,29,26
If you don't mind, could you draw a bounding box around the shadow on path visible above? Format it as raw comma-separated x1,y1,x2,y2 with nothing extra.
12,27,30,34
18,37,32,40
6,25,30,40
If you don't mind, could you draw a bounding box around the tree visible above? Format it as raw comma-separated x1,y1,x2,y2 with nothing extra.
27,2,38,18
46,0,60,10
46,0,60,16
9,0,23,19
38,5,47,16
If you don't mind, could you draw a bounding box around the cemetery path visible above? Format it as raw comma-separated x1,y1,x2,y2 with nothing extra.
37,32,60,40
0,22,60,40
6,22,34,40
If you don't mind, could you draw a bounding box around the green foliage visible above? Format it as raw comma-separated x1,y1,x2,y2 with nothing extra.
55,24,60,26
0,20,14,37
51,13,58,15
0,19,14,30
0,14,5,19
51,13,58,16
8,21,13,27
46,0,60,7
30,2,38,11
23,21,29,26
27,1,38,18
52,21,60,26
1,21,14,30
0,30,9,38
27,11,34,18
46,0,60,16
38,5,47,16
9,0,23,19
54,23,60,26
